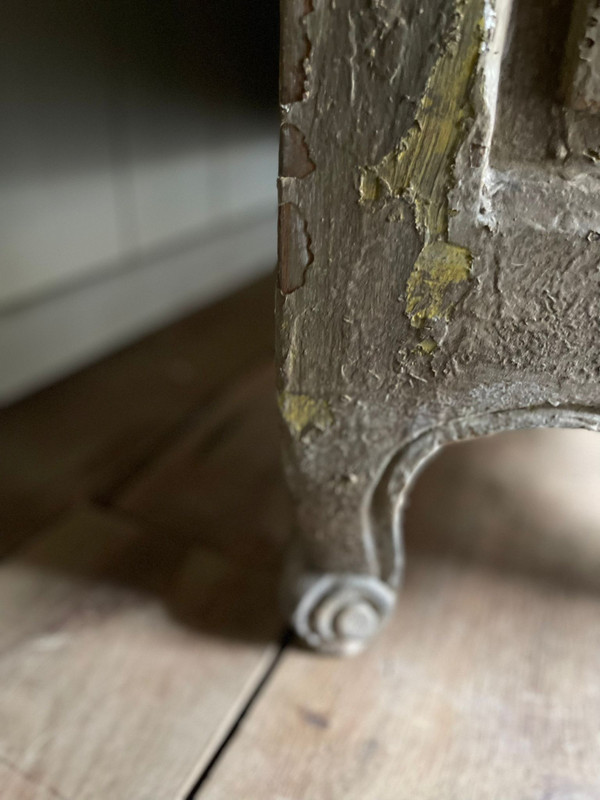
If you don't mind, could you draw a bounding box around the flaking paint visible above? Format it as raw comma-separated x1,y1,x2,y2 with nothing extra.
360,0,484,328
406,242,472,328
279,392,333,437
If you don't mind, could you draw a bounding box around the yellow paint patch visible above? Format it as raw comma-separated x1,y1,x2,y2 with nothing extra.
416,337,438,355
360,0,484,239
278,392,333,438
359,0,483,329
406,242,472,328
359,170,381,203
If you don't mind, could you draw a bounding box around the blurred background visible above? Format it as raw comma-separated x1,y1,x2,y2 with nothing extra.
0,0,278,403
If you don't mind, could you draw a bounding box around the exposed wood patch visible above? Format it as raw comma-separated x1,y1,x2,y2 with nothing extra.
278,203,314,294
279,123,316,178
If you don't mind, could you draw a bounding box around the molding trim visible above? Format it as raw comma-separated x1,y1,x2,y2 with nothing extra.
0,209,276,405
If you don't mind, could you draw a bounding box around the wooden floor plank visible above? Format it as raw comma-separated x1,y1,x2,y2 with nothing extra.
0,504,282,800
0,276,274,550
199,555,600,800
0,763,66,800
4,271,600,800
197,427,600,800
115,363,290,571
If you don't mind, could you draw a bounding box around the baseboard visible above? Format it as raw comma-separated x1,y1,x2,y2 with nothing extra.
0,209,276,405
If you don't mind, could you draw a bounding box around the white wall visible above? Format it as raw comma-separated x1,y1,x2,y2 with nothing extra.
0,1,278,403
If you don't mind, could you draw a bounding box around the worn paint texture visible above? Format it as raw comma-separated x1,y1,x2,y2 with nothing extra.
280,0,315,104
277,0,600,653
416,338,438,355
562,0,600,112
278,392,333,438
359,0,483,236
406,242,472,328
278,203,314,294
360,0,484,327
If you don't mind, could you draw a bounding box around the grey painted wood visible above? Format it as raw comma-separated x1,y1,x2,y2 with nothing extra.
277,0,600,654
563,0,600,113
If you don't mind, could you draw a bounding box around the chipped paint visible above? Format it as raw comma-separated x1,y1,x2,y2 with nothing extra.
359,0,484,236
416,337,438,354
359,0,483,327
278,392,333,437
280,0,315,104
280,123,316,178
406,242,472,328
278,203,314,294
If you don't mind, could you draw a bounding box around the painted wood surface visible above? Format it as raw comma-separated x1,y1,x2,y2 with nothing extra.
563,0,600,112
277,0,600,654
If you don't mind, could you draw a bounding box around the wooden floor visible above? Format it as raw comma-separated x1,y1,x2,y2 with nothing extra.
3,275,600,799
